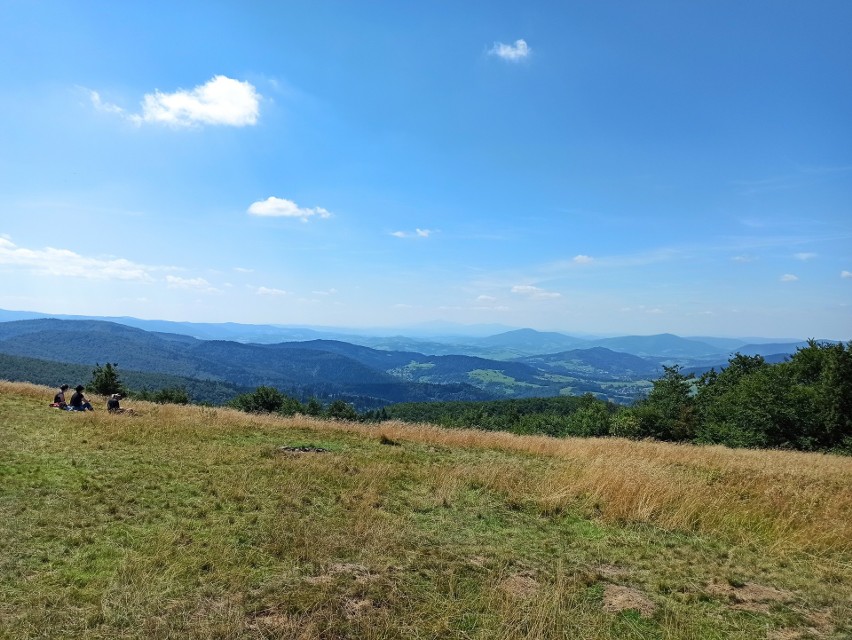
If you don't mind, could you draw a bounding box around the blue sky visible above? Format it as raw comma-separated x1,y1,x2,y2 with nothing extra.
1,1,850,339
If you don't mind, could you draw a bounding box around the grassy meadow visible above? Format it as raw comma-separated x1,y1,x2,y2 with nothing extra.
1,380,850,639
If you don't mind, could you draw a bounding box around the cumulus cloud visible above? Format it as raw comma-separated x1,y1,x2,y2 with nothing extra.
165,275,219,292
391,228,433,238
247,197,332,222
794,252,817,261
131,76,260,127
488,39,531,62
510,284,561,299
573,254,593,264
780,274,799,282
0,236,157,281
476,295,498,303
842,270,852,279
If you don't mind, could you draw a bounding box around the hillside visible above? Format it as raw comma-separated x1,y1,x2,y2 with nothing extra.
0,319,650,405
1,381,850,639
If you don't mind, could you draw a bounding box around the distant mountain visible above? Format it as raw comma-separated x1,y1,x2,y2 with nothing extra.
734,342,813,357
586,333,726,358
519,347,661,379
473,329,589,354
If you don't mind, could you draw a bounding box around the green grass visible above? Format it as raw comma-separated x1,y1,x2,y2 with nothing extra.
1,381,850,639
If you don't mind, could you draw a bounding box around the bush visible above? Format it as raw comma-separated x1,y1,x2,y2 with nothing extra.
229,386,304,415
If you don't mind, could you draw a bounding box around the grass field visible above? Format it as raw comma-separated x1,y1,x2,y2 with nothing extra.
1,380,850,639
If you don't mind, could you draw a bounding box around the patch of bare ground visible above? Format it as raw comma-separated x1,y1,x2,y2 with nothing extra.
602,584,657,617
707,580,794,614
499,573,540,599
594,563,630,580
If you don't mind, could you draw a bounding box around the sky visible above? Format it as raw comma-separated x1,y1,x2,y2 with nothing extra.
1,0,850,339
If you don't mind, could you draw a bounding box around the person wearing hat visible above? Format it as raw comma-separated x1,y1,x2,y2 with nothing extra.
69,385,94,411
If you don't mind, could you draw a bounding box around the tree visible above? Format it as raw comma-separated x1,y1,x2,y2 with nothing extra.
88,362,126,396
563,394,612,437
639,365,696,441
326,399,357,421
228,386,303,415
305,397,323,416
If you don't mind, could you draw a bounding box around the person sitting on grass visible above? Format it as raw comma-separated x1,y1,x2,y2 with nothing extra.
69,385,94,411
51,384,70,409
107,393,134,414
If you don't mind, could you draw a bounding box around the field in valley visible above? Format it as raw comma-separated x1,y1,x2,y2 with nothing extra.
1,380,850,639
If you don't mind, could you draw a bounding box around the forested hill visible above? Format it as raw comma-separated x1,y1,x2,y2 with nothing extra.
0,319,493,407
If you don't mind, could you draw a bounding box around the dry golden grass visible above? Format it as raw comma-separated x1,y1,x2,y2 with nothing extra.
3,380,851,639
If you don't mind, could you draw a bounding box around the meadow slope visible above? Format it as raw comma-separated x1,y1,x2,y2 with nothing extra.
1,381,849,639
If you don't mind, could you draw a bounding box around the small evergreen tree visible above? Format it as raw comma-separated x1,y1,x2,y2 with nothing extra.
88,362,126,396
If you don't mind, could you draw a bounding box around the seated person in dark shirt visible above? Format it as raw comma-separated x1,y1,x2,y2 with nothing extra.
107,393,123,412
69,385,94,411
52,384,70,409
107,393,135,414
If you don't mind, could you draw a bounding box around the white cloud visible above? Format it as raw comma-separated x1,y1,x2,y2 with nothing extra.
312,288,338,296
234,267,254,274
841,270,852,279
794,252,817,261
0,236,157,281
476,295,498,303
391,228,434,239
780,274,799,282
248,197,332,222
488,39,531,62
510,284,561,299
165,275,218,292
732,255,756,263
89,90,125,115
573,254,594,264
131,75,260,127
90,76,261,127
255,286,288,296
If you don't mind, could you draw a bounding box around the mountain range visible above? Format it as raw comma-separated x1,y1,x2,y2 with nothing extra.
0,309,820,408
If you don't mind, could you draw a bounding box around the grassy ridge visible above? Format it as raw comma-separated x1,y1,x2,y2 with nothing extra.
1,381,850,639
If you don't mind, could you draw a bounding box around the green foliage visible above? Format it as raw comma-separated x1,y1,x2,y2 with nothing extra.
609,408,643,439
326,399,358,421
228,386,304,415
384,395,617,437
683,342,851,451
564,395,612,437
134,386,190,405
637,365,696,441
305,396,323,416
88,362,126,396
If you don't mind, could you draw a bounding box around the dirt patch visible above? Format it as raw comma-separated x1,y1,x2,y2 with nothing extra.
707,580,793,613
602,585,657,617
499,574,540,599
595,564,629,580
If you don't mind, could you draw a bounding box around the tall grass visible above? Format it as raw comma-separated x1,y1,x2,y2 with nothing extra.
2,381,850,639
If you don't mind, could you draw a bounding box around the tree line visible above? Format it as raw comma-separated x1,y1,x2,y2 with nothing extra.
80,340,852,454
